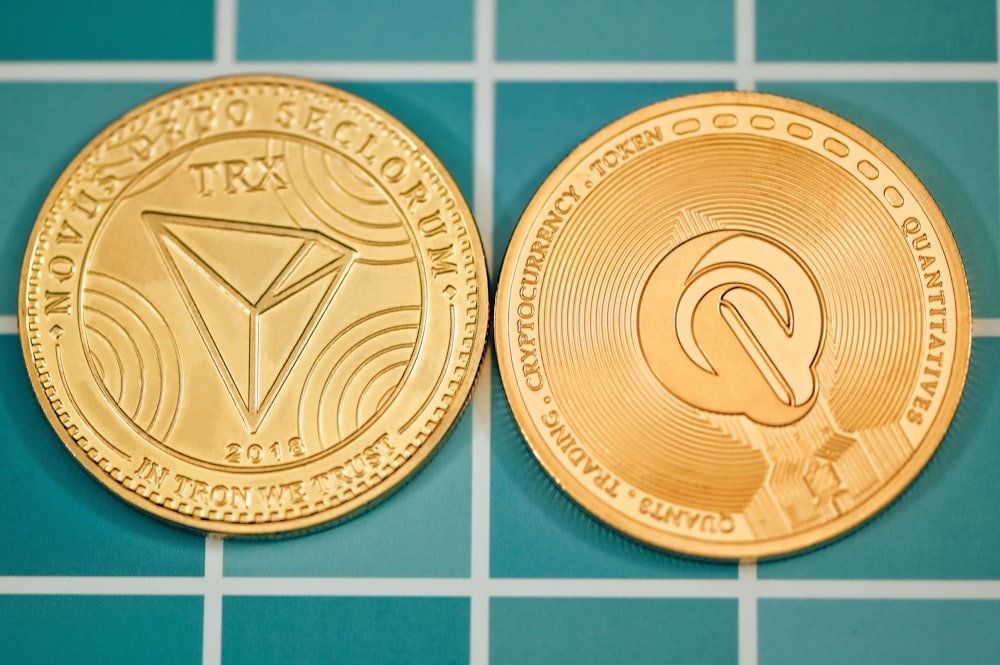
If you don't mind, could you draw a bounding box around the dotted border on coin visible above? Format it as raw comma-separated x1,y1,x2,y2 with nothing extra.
666,109,917,217
496,92,970,558
23,80,484,525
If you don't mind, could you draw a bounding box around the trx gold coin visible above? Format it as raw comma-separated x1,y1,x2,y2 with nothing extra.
19,75,488,535
495,91,970,559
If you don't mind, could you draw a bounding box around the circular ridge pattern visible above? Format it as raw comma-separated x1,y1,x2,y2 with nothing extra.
19,75,488,534
495,91,970,559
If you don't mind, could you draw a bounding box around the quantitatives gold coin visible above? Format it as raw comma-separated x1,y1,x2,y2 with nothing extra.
495,91,970,559
19,75,487,534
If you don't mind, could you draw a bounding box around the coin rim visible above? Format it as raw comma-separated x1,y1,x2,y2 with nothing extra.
494,90,971,560
18,74,490,536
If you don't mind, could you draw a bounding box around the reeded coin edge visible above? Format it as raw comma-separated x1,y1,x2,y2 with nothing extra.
494,91,971,560
19,74,490,536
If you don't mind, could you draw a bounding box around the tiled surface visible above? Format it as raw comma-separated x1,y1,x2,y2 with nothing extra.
0,595,203,664
0,2,213,61
756,0,996,62
496,0,734,61
238,0,474,61
222,597,470,664
758,600,1000,665
490,598,738,664
2,1,999,663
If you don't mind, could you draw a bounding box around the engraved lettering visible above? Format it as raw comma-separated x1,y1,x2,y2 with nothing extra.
73,190,100,218
309,436,395,496
56,220,83,244
49,256,76,282
638,501,734,534
226,99,249,126
428,244,458,277
130,135,152,160
355,133,377,165
244,156,288,192
134,457,170,489
380,156,406,182
44,290,71,316
332,120,357,147
304,106,327,135
189,162,218,196
223,159,248,193
912,233,931,251
417,210,446,237
276,101,295,129
192,106,215,135
588,127,663,176
190,155,289,195
400,181,429,213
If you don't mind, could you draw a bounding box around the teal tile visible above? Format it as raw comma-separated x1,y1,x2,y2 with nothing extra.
238,0,473,61
223,596,469,664
0,337,205,575
0,595,202,665
760,600,1000,665
0,2,212,60
491,598,737,665
759,339,1000,579
759,82,1000,317
224,410,472,577
491,366,735,578
497,0,733,61
494,81,732,279
0,83,181,316
757,0,996,62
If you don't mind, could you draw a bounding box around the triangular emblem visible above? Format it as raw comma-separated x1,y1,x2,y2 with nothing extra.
145,211,357,432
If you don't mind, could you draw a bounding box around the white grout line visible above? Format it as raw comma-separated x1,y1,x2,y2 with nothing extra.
214,0,237,67
1,61,999,83
2,575,1000,598
734,0,756,91
202,537,224,665
738,563,759,665
0,316,15,334
972,318,1000,336
470,358,493,664
0,576,211,595
470,1,496,663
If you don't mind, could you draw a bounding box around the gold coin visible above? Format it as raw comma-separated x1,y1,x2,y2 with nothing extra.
19,75,488,535
495,91,970,559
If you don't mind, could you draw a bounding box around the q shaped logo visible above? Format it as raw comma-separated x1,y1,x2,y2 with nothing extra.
638,231,824,426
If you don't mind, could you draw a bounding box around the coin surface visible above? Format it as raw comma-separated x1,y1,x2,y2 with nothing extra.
495,91,970,559
19,75,487,534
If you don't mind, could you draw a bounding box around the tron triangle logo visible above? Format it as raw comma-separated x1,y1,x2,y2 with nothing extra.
145,211,357,433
